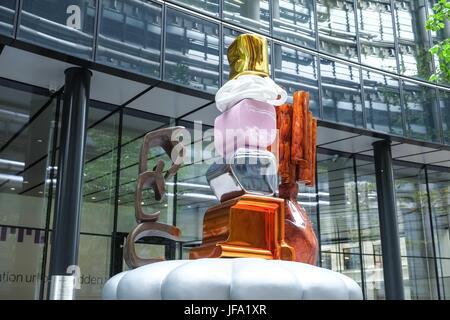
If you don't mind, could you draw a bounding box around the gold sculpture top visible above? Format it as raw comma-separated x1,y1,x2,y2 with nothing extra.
228,34,270,80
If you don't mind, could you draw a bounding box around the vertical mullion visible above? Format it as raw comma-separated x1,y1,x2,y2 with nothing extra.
219,24,223,88
172,118,179,228
39,92,62,300
12,0,22,39
109,108,123,277
313,0,324,119
424,165,442,300
353,0,367,129
314,156,322,267
390,0,408,137
353,155,367,300
160,3,167,80
92,0,102,61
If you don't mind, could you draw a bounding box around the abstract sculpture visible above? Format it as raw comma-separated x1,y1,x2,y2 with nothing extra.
104,33,363,301
190,33,318,264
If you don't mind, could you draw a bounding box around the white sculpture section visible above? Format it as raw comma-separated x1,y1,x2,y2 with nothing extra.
103,258,363,300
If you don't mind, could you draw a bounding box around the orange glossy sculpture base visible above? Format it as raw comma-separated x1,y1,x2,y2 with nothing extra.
190,194,296,261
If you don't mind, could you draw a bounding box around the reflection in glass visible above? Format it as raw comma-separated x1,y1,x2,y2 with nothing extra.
394,0,432,81
436,258,450,299
0,83,55,299
0,226,45,299
320,58,363,127
402,257,439,299
357,0,397,72
272,0,315,48
355,159,382,255
438,89,450,144
394,165,434,258
81,110,119,235
223,0,270,34
273,44,319,117
176,124,217,242
164,8,219,93
363,70,403,135
353,160,384,299
402,81,440,142
0,96,56,229
317,0,358,61
170,0,219,16
96,0,162,78
0,0,16,36
19,0,96,59
363,253,385,299
77,234,111,299
318,155,360,254
426,170,450,259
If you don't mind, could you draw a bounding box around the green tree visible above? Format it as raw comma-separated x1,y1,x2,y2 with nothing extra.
426,0,450,83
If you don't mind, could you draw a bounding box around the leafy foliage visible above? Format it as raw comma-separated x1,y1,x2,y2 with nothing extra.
426,0,450,83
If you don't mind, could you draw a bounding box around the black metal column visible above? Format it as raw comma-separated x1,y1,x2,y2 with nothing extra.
373,140,404,300
48,67,92,300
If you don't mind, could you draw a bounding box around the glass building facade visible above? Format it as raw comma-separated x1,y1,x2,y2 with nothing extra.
0,0,449,299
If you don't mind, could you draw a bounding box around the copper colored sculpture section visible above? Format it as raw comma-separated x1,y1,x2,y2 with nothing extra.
189,195,295,261
279,183,318,265
275,91,319,265
124,127,186,269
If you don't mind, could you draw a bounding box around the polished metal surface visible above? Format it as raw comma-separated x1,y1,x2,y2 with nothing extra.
49,275,76,300
228,33,270,80
206,148,278,202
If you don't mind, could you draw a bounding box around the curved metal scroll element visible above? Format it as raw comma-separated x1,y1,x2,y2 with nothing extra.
125,126,186,269
135,127,186,222
123,222,181,268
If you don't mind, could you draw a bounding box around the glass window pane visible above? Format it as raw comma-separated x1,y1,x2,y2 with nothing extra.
0,225,45,299
96,0,162,78
363,69,403,135
298,183,319,238
223,0,270,34
273,44,320,117
19,0,96,59
394,0,433,81
76,234,111,299
317,0,358,61
438,89,450,145
0,97,56,229
362,253,385,299
394,165,435,258
321,58,363,127
357,0,397,73
0,0,16,36
402,257,439,299
81,111,119,235
356,159,382,255
164,8,219,94
272,0,316,49
176,125,217,242
322,252,363,287
170,0,219,16
437,258,450,299
318,153,361,254
402,81,440,142
426,170,450,259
